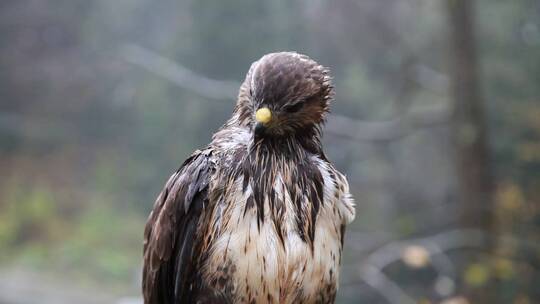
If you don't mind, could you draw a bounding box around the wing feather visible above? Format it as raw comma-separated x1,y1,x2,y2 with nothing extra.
142,149,213,304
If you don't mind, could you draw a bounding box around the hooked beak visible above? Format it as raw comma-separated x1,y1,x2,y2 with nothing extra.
254,122,266,137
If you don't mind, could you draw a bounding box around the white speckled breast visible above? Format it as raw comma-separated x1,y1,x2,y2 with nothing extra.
201,156,355,304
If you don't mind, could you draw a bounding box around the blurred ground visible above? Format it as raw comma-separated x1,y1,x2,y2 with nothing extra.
0,267,116,304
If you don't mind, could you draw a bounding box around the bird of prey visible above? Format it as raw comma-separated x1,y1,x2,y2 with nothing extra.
142,52,355,304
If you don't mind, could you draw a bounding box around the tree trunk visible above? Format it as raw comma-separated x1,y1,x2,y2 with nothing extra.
447,0,496,300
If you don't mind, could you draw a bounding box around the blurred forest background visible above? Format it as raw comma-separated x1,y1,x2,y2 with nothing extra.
1,0,539,303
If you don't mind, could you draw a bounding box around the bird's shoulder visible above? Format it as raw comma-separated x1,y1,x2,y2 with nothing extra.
145,147,214,226
211,125,251,151
142,147,216,303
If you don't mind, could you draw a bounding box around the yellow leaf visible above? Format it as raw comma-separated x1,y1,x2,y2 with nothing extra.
496,183,524,211
493,258,515,280
464,263,490,287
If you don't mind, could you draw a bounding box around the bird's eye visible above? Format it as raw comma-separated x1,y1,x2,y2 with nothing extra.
284,103,303,113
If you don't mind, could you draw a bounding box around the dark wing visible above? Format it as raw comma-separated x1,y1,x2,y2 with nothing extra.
143,149,213,304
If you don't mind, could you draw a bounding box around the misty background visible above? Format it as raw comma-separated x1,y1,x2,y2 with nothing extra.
1,0,539,303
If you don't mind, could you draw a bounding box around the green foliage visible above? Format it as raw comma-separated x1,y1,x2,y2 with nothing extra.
0,184,61,253
0,179,144,291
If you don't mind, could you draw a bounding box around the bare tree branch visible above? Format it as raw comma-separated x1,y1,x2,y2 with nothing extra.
362,229,484,270
360,264,417,304
122,44,239,100
325,106,450,142
120,43,451,143
357,229,483,303
355,229,540,303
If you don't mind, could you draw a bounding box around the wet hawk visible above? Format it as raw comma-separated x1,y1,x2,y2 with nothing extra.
142,52,355,304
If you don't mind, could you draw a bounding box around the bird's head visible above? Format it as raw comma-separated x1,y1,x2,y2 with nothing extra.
236,52,334,139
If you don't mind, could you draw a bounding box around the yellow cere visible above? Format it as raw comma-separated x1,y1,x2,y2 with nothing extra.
255,107,272,124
